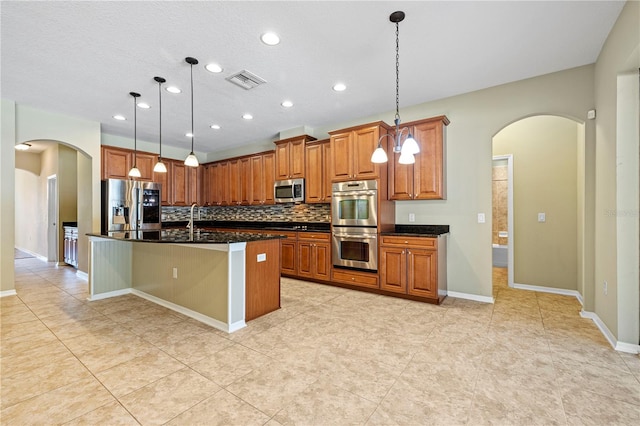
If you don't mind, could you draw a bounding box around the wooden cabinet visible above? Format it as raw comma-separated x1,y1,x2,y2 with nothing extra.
229,159,242,205
239,157,251,205
274,135,315,180
249,151,276,205
305,139,332,203
132,152,157,181
170,161,189,206
208,161,230,206
331,268,379,289
279,232,298,276
101,146,132,180
154,166,170,205
379,235,446,302
389,116,449,200
297,232,331,280
329,122,392,182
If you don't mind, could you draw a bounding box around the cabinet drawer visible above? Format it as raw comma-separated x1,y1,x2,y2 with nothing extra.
332,269,379,289
380,235,436,249
297,232,330,242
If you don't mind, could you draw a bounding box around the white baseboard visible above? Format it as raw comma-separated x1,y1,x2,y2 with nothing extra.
447,291,494,304
0,290,18,298
15,247,48,262
580,310,640,354
131,289,244,334
513,282,584,306
87,288,132,301
76,270,88,281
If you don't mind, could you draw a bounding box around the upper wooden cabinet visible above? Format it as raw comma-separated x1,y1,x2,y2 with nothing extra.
101,146,132,180
389,116,449,200
274,135,315,180
329,121,392,182
209,161,230,206
305,139,331,203
170,161,189,206
249,151,276,205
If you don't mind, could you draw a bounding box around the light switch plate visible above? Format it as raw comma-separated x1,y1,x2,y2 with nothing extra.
538,213,546,222
172,267,178,279
477,213,485,223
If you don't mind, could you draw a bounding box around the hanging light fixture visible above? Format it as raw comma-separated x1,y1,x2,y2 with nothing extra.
153,76,168,173
128,92,142,178
371,11,419,165
184,57,199,167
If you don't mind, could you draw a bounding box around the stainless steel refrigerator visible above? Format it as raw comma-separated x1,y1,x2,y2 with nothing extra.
101,179,162,234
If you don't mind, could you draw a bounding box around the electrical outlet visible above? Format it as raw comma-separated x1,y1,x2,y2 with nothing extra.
603,281,608,295
257,253,266,262
172,267,178,279
477,213,485,223
408,213,416,223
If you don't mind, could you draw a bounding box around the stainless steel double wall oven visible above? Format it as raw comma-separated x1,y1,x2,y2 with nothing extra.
331,180,378,271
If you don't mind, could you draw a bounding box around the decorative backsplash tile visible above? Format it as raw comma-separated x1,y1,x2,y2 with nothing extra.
162,203,331,223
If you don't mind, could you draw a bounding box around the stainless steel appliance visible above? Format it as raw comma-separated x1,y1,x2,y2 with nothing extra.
331,179,379,271
101,179,162,233
331,180,378,227
332,226,378,271
274,178,305,203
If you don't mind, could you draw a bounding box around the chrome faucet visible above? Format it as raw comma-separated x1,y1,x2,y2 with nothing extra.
187,203,198,240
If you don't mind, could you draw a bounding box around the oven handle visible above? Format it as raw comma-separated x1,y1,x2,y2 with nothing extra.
332,190,377,197
333,233,377,239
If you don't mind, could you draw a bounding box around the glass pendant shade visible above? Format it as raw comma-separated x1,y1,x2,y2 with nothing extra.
371,145,388,163
128,166,141,177
153,160,167,173
398,150,415,165
401,134,420,155
184,153,199,167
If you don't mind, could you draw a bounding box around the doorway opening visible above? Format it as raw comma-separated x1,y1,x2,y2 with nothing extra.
492,155,513,294
47,175,58,262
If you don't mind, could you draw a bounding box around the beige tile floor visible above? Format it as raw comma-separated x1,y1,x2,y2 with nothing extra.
1,259,639,425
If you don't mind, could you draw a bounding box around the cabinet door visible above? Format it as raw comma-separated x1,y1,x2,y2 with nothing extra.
219,161,230,206
380,246,407,293
330,132,352,180
274,142,290,180
407,248,438,298
262,152,275,205
281,240,297,275
171,162,188,206
289,139,306,178
102,146,131,180
413,120,445,200
250,155,264,205
239,157,251,205
154,164,170,205
186,166,201,205
297,241,313,278
322,142,332,202
229,159,241,205
314,242,331,280
305,143,323,203
353,125,380,179
389,152,414,200
133,152,156,181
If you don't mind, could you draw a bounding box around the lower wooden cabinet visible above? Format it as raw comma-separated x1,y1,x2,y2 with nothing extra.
297,233,331,280
331,268,379,289
379,235,446,302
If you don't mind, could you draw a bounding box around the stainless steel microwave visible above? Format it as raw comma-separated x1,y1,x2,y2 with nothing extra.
274,178,305,203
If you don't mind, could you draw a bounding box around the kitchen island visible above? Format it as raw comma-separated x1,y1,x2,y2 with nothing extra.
87,230,282,333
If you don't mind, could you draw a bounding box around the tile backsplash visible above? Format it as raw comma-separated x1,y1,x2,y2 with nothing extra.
163,203,331,223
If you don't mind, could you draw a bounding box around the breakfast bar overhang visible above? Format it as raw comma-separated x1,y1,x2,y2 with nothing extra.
87,231,282,333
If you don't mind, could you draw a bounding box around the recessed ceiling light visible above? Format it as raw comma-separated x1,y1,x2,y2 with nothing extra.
261,32,280,46
137,102,151,109
14,143,31,151
210,124,221,129
333,83,347,92
166,86,181,94
113,115,126,121
242,114,253,120
205,63,223,73
186,132,194,137
281,100,293,108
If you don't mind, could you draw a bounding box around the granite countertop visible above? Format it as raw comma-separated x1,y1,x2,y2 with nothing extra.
88,229,284,244
62,222,78,228
381,224,450,237
163,220,331,233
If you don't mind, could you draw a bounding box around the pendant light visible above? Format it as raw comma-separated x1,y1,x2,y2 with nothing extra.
153,76,167,173
128,92,142,178
371,11,418,165
184,57,199,167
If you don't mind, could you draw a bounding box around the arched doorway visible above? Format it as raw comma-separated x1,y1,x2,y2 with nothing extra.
491,115,587,300
15,140,93,274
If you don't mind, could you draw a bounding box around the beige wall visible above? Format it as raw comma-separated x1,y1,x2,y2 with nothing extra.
493,116,579,291
594,0,639,345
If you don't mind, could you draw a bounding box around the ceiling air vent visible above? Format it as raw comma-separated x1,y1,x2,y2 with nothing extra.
225,70,267,90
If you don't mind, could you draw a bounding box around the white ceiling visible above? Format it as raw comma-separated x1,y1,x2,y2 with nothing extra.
1,1,625,155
